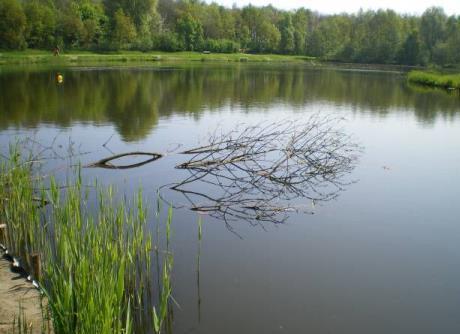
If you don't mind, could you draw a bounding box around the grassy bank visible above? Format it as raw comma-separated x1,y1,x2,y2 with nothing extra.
407,70,460,90
0,149,173,333
0,50,315,65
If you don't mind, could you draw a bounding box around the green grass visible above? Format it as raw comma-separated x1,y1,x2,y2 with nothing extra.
0,49,316,65
0,148,173,334
407,70,460,89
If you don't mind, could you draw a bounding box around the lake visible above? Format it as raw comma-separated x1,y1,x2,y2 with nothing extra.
1,63,460,333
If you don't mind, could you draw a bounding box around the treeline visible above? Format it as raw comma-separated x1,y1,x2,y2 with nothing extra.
1,0,459,66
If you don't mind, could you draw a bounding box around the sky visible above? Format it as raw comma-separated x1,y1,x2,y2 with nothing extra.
204,0,460,15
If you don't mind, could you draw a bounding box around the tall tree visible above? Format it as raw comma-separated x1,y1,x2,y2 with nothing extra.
292,9,310,54
241,5,280,53
24,0,57,49
308,15,350,59
78,1,108,48
420,7,447,61
176,13,203,51
0,0,26,49
398,30,421,65
104,0,159,47
58,3,85,48
104,0,158,29
279,13,295,54
355,10,402,63
112,8,137,49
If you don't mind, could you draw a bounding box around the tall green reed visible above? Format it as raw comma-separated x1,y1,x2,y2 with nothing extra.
0,149,173,334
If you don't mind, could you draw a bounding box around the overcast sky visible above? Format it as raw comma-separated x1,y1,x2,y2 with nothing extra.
204,0,460,15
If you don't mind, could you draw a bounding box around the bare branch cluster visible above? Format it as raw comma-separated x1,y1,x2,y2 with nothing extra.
170,114,362,227
3,116,361,231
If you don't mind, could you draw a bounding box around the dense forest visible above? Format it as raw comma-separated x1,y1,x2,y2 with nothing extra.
0,0,459,66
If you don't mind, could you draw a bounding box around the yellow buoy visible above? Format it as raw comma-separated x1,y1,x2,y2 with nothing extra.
56,73,63,84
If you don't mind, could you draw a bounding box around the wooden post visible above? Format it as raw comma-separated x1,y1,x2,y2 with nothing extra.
30,253,41,281
0,223,6,246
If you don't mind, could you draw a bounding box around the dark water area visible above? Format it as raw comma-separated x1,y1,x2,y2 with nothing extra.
1,64,460,333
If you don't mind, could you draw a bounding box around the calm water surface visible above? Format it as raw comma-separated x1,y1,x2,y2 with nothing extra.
1,64,460,333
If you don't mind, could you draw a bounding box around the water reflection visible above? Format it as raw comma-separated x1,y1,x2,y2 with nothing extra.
161,117,360,234
2,65,460,334
0,65,459,141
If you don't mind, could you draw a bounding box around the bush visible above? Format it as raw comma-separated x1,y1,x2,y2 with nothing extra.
154,31,183,52
203,39,240,53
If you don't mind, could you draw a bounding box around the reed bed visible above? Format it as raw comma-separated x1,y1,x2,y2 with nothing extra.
408,70,460,89
0,149,173,334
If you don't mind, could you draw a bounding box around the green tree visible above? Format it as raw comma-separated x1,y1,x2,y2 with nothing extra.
112,8,137,49
78,1,107,48
104,0,158,29
201,3,223,39
279,13,295,54
443,16,460,64
420,7,446,61
220,7,236,40
398,30,421,65
104,0,159,48
432,42,450,65
241,5,280,53
308,16,350,59
176,13,203,51
356,10,402,63
157,0,179,31
24,1,57,49
234,9,250,49
0,0,26,49
56,1,95,49
59,13,84,48
292,9,310,54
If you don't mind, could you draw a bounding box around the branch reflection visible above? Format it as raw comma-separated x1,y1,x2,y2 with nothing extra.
169,115,362,231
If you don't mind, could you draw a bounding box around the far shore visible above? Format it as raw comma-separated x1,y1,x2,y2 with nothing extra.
0,50,433,77
0,50,316,65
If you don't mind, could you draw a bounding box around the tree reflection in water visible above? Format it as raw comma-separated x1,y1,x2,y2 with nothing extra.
1,65,460,141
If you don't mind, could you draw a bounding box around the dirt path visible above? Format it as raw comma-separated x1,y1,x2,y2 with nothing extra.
0,252,48,333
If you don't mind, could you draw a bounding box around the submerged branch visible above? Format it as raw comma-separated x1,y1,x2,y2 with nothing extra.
85,152,163,169
170,115,362,226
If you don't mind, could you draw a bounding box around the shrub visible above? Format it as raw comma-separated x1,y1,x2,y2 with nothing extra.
154,31,183,52
203,39,240,53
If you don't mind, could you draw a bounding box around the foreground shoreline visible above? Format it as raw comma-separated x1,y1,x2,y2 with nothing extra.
0,253,47,333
